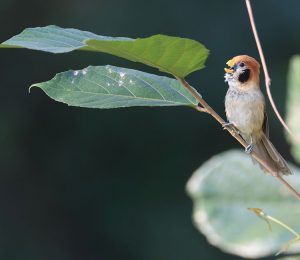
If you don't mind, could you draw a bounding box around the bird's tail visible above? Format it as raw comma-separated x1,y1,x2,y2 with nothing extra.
253,133,292,176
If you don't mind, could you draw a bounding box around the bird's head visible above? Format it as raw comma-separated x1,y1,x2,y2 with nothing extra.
224,55,260,89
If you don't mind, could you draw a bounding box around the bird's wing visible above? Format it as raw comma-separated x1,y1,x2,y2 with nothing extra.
262,111,269,138
260,111,292,175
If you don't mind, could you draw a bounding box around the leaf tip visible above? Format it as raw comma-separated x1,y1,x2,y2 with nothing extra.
248,207,263,216
28,83,40,93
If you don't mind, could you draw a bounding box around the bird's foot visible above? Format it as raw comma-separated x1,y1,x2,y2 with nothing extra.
245,143,253,154
222,122,240,134
222,121,233,127
222,121,233,130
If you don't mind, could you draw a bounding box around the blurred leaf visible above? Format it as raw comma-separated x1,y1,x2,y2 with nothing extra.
186,150,300,258
286,55,300,163
277,236,300,256
0,25,209,77
30,65,198,109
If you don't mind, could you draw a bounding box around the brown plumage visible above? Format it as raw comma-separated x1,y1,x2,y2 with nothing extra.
224,55,291,175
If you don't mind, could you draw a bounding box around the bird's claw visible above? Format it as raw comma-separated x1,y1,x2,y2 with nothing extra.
245,144,253,154
222,122,233,127
222,122,234,130
222,122,240,134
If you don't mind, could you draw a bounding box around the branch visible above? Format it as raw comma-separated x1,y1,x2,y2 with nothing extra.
195,104,207,113
245,0,300,145
175,77,300,201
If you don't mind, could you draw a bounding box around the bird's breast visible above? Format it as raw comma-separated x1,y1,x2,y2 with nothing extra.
225,87,265,136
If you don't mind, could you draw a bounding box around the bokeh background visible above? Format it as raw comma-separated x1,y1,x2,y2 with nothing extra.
1,0,300,259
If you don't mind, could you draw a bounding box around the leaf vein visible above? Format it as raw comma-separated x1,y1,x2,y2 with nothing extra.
41,84,191,105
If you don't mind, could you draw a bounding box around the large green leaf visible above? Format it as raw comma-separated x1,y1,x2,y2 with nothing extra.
286,55,300,163
186,150,300,258
30,65,198,109
0,25,130,53
1,25,209,77
85,35,208,78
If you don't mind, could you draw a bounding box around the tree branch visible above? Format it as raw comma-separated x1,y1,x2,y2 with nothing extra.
175,76,300,201
245,0,300,145
195,104,207,113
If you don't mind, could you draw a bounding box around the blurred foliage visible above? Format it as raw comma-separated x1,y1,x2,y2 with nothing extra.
186,150,300,258
286,56,300,163
248,208,300,256
1,0,300,259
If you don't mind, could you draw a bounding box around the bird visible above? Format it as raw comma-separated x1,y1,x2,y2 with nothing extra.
223,55,291,176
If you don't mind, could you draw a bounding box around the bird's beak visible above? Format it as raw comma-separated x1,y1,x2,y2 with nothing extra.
224,59,235,74
224,68,234,74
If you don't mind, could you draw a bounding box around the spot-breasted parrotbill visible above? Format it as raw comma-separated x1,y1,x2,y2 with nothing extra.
224,55,291,175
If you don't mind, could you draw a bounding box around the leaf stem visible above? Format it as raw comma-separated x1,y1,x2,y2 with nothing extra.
175,77,300,201
266,215,300,237
248,208,300,255
244,0,300,144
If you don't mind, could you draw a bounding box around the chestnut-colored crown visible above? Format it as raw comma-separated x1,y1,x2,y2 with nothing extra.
231,55,260,83
231,55,260,71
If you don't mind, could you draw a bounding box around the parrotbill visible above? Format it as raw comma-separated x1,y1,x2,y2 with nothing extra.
224,55,291,176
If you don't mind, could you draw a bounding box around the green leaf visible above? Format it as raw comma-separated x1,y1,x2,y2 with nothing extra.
85,35,208,77
1,25,130,53
0,25,209,77
30,65,198,109
186,150,300,258
286,55,300,163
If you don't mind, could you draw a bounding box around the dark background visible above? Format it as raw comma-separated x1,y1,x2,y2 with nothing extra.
0,0,299,259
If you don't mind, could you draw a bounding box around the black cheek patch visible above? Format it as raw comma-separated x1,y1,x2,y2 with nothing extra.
238,69,250,83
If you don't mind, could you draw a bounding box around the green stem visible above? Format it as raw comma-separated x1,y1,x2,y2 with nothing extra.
266,215,300,237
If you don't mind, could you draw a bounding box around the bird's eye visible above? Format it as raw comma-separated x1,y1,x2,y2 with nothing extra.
239,62,245,67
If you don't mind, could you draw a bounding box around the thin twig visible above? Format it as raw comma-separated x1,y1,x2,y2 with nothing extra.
245,0,300,144
175,76,300,201
276,175,300,201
